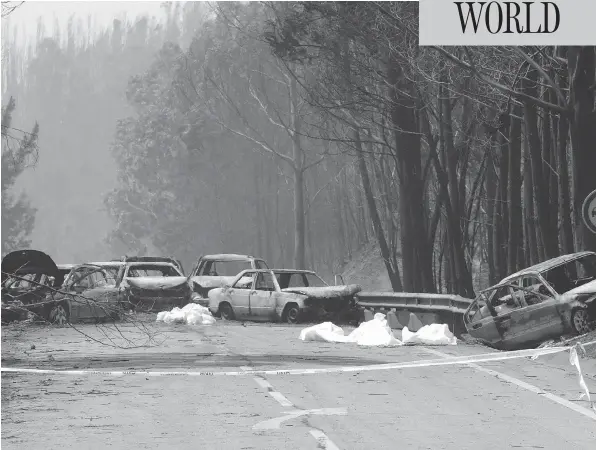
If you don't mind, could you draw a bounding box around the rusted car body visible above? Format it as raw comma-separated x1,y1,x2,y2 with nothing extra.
112,256,185,275
1,250,65,322
91,259,193,311
208,269,362,324
464,251,596,350
47,264,122,324
1,255,122,324
189,254,269,304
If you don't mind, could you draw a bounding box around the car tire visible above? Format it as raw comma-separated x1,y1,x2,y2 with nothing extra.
283,303,300,324
571,307,592,335
48,303,69,325
219,302,235,321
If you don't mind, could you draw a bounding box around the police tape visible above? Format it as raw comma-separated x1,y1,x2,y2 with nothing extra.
1,342,593,378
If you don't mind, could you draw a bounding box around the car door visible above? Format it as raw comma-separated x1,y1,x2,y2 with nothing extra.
84,270,119,319
67,268,97,320
228,272,255,319
500,276,565,348
249,272,277,320
464,296,502,347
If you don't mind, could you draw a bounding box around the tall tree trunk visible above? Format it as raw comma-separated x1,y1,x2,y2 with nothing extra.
354,129,403,291
507,109,523,274
254,158,263,257
523,69,559,258
387,57,434,292
497,113,510,279
289,73,306,268
485,137,497,285
568,46,596,252
557,114,574,254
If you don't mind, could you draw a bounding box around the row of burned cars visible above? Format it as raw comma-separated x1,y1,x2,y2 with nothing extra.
1,250,362,325
2,248,595,352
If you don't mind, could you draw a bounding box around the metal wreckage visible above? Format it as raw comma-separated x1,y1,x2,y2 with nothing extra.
2,249,594,351
1,250,194,324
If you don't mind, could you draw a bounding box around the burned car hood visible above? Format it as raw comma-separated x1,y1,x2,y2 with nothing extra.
1,249,59,283
281,285,362,299
125,276,189,290
191,276,253,289
564,280,596,296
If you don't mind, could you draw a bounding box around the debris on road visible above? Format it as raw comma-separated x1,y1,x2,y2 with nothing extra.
156,303,215,325
299,313,457,347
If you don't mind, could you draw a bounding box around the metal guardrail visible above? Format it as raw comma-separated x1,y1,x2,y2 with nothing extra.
355,292,474,315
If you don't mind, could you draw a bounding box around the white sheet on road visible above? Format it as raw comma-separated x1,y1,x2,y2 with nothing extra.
401,323,457,346
299,313,457,347
156,303,216,325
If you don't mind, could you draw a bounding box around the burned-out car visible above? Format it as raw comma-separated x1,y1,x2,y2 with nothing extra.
464,251,596,350
1,250,64,322
1,251,122,324
208,269,362,324
112,256,185,275
45,264,122,324
91,258,193,311
189,254,269,304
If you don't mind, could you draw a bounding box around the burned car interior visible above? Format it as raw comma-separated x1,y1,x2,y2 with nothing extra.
465,252,596,349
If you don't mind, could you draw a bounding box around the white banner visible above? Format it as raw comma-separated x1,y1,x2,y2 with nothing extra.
419,0,596,46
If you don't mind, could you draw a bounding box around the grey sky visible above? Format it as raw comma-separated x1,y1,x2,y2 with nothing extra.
3,1,167,46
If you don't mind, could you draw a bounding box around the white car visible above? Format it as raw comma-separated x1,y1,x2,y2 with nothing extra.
208,269,362,324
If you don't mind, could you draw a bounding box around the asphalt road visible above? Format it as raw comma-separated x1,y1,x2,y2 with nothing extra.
2,319,596,449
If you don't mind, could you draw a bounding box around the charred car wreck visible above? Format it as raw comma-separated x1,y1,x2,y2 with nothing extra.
1,251,122,324
464,251,596,350
189,254,269,305
95,257,194,311
208,269,361,324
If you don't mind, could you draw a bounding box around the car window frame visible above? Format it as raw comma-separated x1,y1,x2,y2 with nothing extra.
255,271,277,292
232,271,256,289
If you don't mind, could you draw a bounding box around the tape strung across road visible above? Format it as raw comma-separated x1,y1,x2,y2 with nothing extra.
2,342,593,378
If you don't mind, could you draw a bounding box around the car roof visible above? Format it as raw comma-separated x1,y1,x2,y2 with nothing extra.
500,251,596,283
201,254,261,261
88,261,125,266
57,264,76,270
126,261,178,266
270,269,317,275
234,269,317,275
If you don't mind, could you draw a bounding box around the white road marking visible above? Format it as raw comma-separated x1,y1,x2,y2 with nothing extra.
252,408,348,430
248,369,343,448
422,347,596,422
240,366,253,371
253,377,273,390
269,391,294,407
310,429,341,450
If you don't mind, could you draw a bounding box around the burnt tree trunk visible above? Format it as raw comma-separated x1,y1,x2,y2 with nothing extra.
523,69,559,258
507,109,523,274
354,130,403,291
568,46,596,252
387,57,434,292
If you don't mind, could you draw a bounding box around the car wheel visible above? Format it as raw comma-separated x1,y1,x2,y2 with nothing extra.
219,302,235,321
284,304,300,324
571,308,592,335
48,303,69,325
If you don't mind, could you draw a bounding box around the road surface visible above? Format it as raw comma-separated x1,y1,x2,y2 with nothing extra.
2,319,596,449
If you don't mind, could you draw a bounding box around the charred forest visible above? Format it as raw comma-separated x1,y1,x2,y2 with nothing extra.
2,2,595,297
